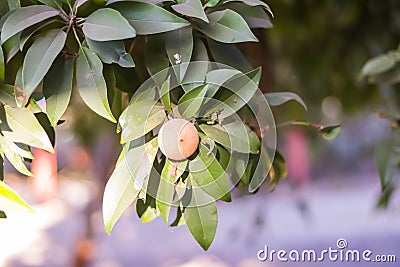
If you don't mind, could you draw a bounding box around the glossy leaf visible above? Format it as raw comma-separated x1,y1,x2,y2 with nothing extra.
103,137,158,234
269,151,287,186
172,0,208,22
119,99,166,143
0,84,16,107
22,29,66,96
200,121,260,153
181,38,209,91
265,92,307,110
223,3,272,28
35,112,56,148
3,33,20,63
7,0,20,10
0,135,32,176
178,84,208,118
111,2,190,34
189,143,231,201
43,57,73,126
319,125,341,140
224,0,273,16
208,67,261,119
3,106,54,153
144,34,169,84
198,9,258,43
160,76,172,113
83,8,136,41
205,0,220,7
361,52,399,77
0,180,34,213
207,39,252,72
165,27,193,82
170,206,185,226
86,38,134,68
184,182,217,250
249,144,274,192
375,140,399,205
76,46,116,122
156,159,187,225
136,197,159,223
0,46,4,82
19,19,57,51
1,5,60,44
37,0,66,9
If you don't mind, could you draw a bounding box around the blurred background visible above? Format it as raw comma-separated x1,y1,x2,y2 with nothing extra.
1,0,400,266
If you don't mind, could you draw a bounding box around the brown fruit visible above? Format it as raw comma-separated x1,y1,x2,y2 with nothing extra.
158,118,199,161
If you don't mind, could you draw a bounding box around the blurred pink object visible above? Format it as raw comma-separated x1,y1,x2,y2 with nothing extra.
285,128,310,186
30,147,58,202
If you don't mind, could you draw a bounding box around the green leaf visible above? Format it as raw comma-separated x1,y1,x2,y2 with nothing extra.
249,144,274,192
181,38,209,91
2,106,54,153
189,143,231,201
200,121,260,153
269,151,287,186
0,210,6,219
22,29,67,96
111,2,190,34
184,182,218,250
103,137,158,234
207,39,252,72
76,46,116,122
3,33,20,62
1,5,60,44
43,57,73,126
198,9,258,43
156,159,187,225
0,135,32,176
231,152,254,187
160,76,172,113
178,84,208,118
119,99,166,143
222,3,272,28
205,0,221,7
136,197,159,222
165,26,193,82
172,0,209,23
35,112,56,148
224,0,273,16
375,140,400,193
86,38,135,68
170,206,185,226
19,19,58,51
0,180,34,213
5,142,33,160
361,52,399,77
0,46,4,82
83,8,136,41
0,85,17,108
265,92,307,110
208,67,261,119
7,0,20,10
319,125,341,140
38,0,66,9
144,34,169,84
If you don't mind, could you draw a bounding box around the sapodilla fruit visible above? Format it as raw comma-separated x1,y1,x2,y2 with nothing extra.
158,118,199,161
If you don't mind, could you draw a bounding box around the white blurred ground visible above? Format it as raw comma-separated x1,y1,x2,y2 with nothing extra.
1,167,399,267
